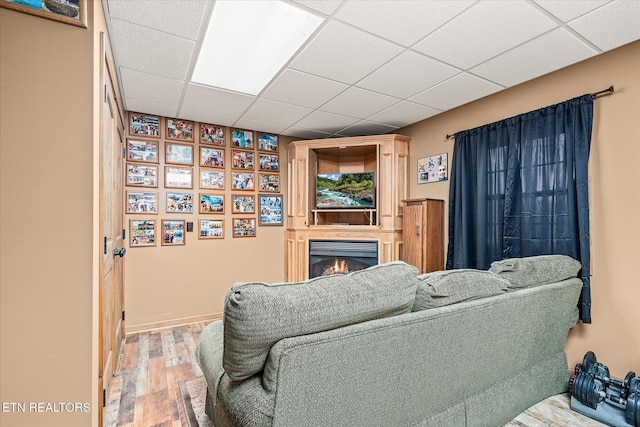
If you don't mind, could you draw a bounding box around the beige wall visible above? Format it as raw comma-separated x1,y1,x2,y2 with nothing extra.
399,40,640,377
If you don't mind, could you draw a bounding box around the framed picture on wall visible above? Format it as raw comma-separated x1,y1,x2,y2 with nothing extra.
126,139,159,163
126,163,158,187
199,147,225,168
166,192,193,213
126,191,158,214
200,169,225,190
259,194,283,226
233,218,256,238
258,153,279,171
258,132,278,152
200,123,226,146
199,218,224,239
165,142,194,165
232,172,255,191
165,166,193,189
129,112,160,137
258,173,280,192
417,153,448,184
161,220,185,245
166,118,194,142
232,128,254,149
129,219,156,247
232,194,255,214
0,0,87,28
199,193,225,214
231,150,254,170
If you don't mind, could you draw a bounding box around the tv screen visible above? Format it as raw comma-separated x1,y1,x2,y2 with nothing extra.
316,172,375,209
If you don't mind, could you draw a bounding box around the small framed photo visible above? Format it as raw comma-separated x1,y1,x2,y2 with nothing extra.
161,220,185,245
126,163,158,188
418,153,448,184
232,194,255,214
200,169,225,190
129,219,156,247
199,218,224,239
165,142,194,165
232,172,255,191
259,173,280,192
231,149,254,170
199,193,225,214
166,118,194,142
258,153,279,171
200,147,225,168
200,123,226,146
258,132,278,152
232,128,254,149
233,218,256,238
166,192,193,213
0,0,87,28
259,194,283,226
127,139,159,163
129,112,160,137
165,166,193,189
126,191,158,214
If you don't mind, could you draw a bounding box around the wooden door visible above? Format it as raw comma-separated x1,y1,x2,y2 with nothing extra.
402,201,424,271
99,32,125,425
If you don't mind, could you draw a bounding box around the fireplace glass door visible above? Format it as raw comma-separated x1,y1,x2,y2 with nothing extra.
309,240,378,278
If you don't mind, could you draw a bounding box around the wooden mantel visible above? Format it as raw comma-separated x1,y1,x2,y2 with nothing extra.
286,134,410,281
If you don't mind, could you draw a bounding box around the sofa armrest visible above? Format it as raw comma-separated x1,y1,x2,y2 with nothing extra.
195,320,225,409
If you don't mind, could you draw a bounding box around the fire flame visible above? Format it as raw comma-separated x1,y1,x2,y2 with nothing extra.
322,258,350,275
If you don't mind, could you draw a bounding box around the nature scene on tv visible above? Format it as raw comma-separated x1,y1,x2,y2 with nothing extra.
316,173,375,209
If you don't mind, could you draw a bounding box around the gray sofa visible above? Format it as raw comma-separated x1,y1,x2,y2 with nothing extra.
196,256,583,427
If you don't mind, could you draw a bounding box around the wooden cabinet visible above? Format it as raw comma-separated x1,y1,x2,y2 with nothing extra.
402,198,445,273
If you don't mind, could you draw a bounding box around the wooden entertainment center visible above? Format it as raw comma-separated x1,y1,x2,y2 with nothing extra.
286,134,410,281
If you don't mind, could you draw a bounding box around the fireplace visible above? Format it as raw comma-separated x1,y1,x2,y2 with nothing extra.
309,240,378,278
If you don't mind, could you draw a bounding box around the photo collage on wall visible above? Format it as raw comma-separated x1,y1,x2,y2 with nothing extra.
126,113,283,247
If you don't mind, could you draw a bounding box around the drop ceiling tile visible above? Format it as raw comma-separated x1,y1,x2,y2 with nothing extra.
470,28,597,87
106,0,209,40
233,118,288,135
293,110,361,134
568,1,640,52
124,98,178,119
182,84,255,116
320,87,400,119
335,0,475,47
178,107,238,127
262,69,348,108
289,20,404,84
243,99,313,126
337,120,399,137
357,50,460,99
109,19,195,80
291,0,343,16
119,67,184,108
533,0,610,22
410,73,503,111
367,101,441,127
414,0,557,69
283,127,333,139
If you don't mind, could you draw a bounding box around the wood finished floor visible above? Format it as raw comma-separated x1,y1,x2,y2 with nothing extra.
105,323,606,427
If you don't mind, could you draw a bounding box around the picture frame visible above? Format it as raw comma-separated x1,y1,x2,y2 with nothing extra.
258,132,278,152
232,194,255,214
258,153,279,171
200,169,225,190
161,219,185,246
199,147,225,168
126,139,159,163
259,194,283,226
199,193,225,214
165,142,194,165
231,149,254,170
129,112,160,137
166,192,193,213
200,123,226,146
199,218,224,239
232,172,255,191
166,118,194,142
418,153,448,184
129,219,156,247
126,191,158,214
259,173,280,192
232,128,254,149
233,218,256,238
164,166,193,189
126,163,158,188
0,0,87,28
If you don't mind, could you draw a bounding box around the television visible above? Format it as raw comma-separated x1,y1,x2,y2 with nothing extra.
316,172,375,209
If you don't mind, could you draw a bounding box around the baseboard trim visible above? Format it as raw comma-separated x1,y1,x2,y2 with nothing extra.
124,312,223,335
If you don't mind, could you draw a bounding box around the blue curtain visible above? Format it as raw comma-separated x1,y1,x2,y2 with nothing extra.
446,95,593,322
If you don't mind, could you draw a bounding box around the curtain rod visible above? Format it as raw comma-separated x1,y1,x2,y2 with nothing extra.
445,86,615,140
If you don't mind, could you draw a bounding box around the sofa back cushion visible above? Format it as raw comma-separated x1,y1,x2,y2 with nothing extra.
412,269,509,311
489,255,581,289
223,261,419,381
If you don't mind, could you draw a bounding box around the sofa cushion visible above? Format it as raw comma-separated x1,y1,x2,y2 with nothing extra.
412,269,509,311
489,255,581,289
223,261,419,381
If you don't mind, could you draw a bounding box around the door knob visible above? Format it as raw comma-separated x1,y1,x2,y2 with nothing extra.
113,248,126,258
